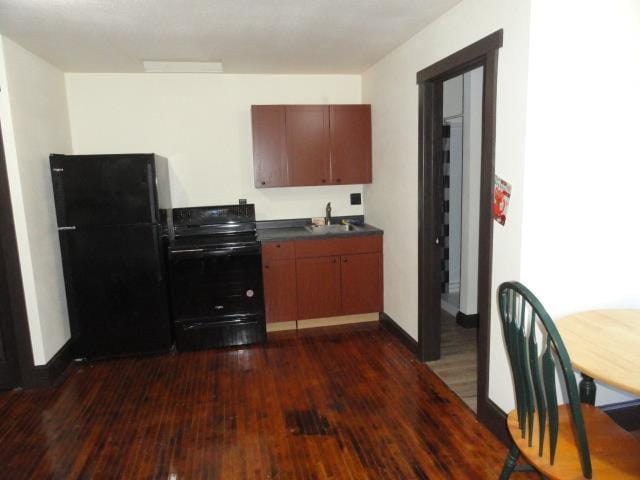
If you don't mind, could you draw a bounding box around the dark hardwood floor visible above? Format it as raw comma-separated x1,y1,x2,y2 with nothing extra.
426,311,477,412
0,323,526,479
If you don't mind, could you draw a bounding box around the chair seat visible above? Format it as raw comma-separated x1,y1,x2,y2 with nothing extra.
507,404,640,479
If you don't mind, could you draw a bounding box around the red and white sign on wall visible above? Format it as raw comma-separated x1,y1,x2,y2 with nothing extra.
493,175,512,226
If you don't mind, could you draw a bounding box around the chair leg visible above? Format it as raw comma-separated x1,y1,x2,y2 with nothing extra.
499,443,521,480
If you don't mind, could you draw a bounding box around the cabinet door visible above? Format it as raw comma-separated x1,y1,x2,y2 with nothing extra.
262,259,297,323
330,105,372,184
296,256,341,319
251,105,288,187
340,253,382,315
286,106,330,186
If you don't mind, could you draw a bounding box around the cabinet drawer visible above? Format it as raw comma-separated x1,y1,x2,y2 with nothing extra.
295,235,382,258
262,241,296,261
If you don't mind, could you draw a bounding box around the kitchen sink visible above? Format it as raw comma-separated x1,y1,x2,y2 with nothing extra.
304,224,361,234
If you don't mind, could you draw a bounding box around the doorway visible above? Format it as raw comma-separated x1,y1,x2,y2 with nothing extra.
427,67,483,412
416,31,503,429
0,120,30,389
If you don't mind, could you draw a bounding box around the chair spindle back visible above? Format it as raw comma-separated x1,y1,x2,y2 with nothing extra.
498,281,592,478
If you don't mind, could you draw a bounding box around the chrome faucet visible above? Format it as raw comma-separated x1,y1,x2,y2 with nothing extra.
325,202,332,225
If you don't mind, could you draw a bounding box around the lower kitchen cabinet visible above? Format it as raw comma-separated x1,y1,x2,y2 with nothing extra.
340,252,382,315
296,256,341,320
262,259,297,323
261,235,383,325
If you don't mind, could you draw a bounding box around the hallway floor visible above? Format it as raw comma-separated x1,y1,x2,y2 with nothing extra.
0,323,518,479
426,311,478,412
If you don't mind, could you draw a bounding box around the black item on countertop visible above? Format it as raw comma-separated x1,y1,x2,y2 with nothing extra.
50,153,173,360
167,204,265,351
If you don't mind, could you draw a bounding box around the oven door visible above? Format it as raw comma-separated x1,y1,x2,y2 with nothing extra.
168,244,264,324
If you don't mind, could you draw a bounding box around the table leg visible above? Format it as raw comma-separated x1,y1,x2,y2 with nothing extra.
579,374,596,405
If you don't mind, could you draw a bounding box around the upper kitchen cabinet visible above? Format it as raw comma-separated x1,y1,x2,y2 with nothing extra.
286,105,331,186
251,105,288,187
329,105,372,184
251,104,372,188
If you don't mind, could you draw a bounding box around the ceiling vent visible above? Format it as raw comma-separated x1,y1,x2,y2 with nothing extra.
142,61,223,73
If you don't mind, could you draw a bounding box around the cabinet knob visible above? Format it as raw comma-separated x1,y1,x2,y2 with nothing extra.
276,244,281,248
343,258,347,263
336,178,341,183
332,259,337,263
261,181,266,185
321,179,326,183
265,265,270,269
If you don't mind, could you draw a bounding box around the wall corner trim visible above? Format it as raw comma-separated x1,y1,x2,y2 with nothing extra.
379,312,418,356
478,398,509,446
455,311,479,328
22,339,73,389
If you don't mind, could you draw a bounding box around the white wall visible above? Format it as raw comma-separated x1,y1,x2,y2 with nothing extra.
0,36,72,365
65,74,363,220
520,0,640,405
459,67,483,316
362,0,532,411
443,75,463,119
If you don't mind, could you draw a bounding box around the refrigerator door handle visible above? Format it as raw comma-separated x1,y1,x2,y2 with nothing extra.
57,226,77,231
147,162,158,224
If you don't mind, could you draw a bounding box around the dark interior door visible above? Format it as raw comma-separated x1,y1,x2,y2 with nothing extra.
0,232,19,389
0,124,19,389
59,224,171,359
50,154,158,227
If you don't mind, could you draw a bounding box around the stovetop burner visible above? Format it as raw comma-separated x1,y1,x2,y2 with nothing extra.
170,232,258,250
168,204,258,251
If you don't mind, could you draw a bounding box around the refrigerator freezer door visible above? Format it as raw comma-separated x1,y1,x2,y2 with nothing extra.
50,154,160,227
59,224,171,359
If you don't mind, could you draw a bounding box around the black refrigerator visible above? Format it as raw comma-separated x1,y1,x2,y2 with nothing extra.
50,153,172,359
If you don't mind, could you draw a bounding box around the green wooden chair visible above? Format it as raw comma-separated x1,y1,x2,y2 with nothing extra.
497,281,640,480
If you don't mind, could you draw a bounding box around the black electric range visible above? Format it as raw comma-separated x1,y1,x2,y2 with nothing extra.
167,204,266,350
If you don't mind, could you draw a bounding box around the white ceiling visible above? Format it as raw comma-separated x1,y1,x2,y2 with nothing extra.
0,0,460,73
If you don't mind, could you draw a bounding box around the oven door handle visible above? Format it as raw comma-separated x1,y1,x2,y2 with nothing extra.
203,245,261,256
170,248,205,254
170,244,261,256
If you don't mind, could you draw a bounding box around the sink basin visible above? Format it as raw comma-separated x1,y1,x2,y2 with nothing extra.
305,224,360,234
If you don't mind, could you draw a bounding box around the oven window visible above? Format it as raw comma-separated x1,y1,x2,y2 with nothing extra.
169,251,264,322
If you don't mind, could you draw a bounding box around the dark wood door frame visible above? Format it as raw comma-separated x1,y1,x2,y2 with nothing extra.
0,120,38,389
416,30,504,436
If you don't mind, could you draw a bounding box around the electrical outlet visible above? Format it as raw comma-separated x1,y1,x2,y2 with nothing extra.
350,193,362,205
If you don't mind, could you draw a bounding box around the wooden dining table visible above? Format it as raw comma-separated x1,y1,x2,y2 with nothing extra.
556,309,640,405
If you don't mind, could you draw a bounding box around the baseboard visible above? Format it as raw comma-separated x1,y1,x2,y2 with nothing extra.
440,301,458,317
298,313,378,330
600,399,640,431
267,314,379,333
379,312,419,357
266,321,297,332
22,339,73,389
456,311,479,329
477,398,510,446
